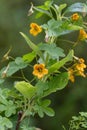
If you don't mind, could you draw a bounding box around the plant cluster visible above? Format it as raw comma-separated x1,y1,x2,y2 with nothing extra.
0,1,87,130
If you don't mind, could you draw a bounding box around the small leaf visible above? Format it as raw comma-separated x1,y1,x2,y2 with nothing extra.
4,100,16,117
34,1,53,18
54,3,67,12
0,105,6,112
79,112,87,117
42,99,51,107
37,1,53,10
0,116,13,129
43,107,55,117
15,81,36,99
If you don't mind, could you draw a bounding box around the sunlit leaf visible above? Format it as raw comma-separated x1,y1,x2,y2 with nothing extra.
23,51,36,63
15,81,36,99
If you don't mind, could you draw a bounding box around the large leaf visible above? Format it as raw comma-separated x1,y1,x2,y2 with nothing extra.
43,72,69,97
15,81,36,99
23,51,36,63
48,50,74,74
42,19,82,37
65,2,87,13
42,19,62,36
7,57,28,76
39,43,65,60
0,57,28,80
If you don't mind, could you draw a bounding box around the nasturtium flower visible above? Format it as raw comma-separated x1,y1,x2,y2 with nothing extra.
68,68,75,82
71,13,80,21
33,64,48,79
29,23,42,36
78,29,87,40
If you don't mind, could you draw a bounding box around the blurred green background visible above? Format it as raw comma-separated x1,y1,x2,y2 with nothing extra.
0,0,87,130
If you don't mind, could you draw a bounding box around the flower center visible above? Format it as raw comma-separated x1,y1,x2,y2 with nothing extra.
37,67,43,72
34,25,39,31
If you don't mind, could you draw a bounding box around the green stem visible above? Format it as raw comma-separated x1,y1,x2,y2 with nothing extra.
30,77,36,83
72,39,79,48
21,70,29,82
50,5,58,19
45,53,49,65
58,39,75,44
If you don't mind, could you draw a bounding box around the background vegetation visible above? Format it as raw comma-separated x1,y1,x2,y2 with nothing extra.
0,0,87,130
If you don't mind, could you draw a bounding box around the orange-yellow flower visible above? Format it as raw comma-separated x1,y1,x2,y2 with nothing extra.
78,29,87,40
33,64,48,79
30,23,42,36
68,58,86,82
75,58,86,77
71,13,80,21
79,58,85,63
68,68,75,82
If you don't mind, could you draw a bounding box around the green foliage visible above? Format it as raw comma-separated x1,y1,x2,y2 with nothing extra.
39,43,65,60
0,57,28,84
15,81,36,99
65,2,87,13
42,19,82,37
0,116,13,130
43,72,69,97
23,51,36,63
20,32,39,52
0,88,17,117
48,50,74,74
0,1,87,130
20,32,44,60
69,112,87,130
34,0,53,18
34,99,55,118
